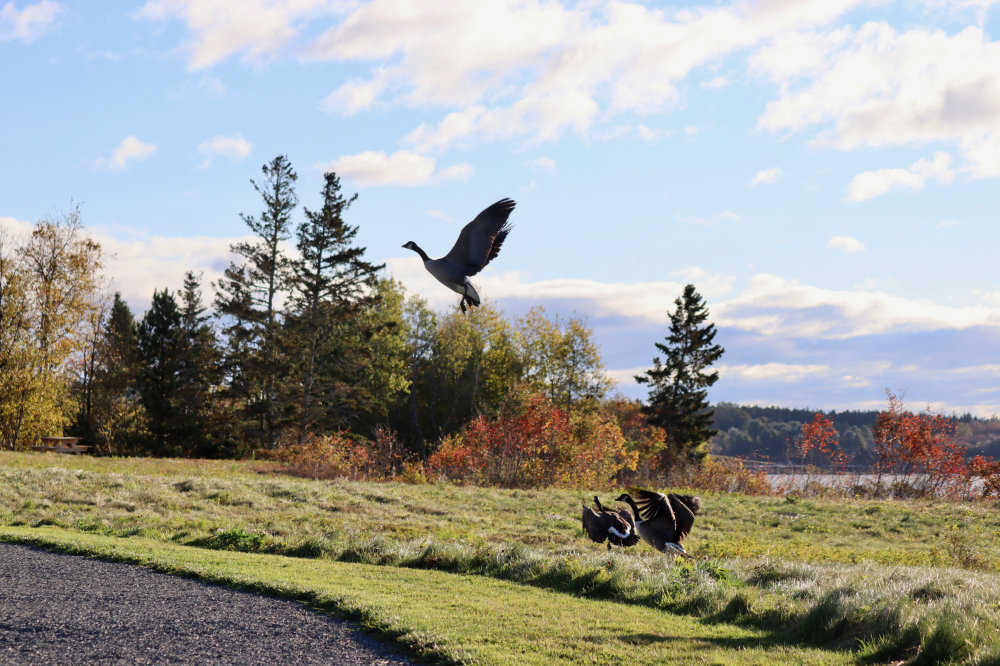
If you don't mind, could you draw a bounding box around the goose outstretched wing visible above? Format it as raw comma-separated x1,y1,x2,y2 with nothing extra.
627,488,676,524
445,198,515,276
668,494,697,543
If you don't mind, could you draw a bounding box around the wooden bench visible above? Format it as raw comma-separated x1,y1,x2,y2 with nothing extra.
31,437,90,455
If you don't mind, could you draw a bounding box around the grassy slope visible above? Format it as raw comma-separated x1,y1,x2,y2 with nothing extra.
4,451,1000,662
0,526,849,665
4,452,999,569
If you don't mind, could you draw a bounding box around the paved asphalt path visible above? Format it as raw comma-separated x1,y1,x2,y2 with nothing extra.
0,543,416,665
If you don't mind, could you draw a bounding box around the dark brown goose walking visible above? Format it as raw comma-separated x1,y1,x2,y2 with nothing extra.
581,495,640,549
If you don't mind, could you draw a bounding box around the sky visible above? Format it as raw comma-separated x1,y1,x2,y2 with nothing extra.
2,0,1000,416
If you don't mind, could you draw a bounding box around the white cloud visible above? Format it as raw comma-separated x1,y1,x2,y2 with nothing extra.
527,156,555,173
198,132,251,167
96,135,156,170
321,75,386,114
846,152,954,202
937,219,960,229
750,166,783,186
0,215,245,312
145,0,932,152
718,362,830,383
715,273,1000,339
97,231,243,310
0,215,34,242
637,125,673,143
305,0,867,150
319,150,472,186
385,261,1000,341
1,1,59,42
138,0,334,69
756,23,1000,178
827,235,865,253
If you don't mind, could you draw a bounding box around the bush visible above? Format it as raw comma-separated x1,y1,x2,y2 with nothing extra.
428,387,636,488
269,432,375,480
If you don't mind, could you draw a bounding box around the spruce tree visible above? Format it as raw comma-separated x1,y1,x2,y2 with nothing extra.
178,271,232,457
93,293,145,454
215,155,297,447
286,171,384,438
636,284,725,464
136,289,185,455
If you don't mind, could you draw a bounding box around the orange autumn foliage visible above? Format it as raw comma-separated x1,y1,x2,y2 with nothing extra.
428,387,637,488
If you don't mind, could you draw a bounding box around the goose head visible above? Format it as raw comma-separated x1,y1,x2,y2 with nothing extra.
402,241,429,261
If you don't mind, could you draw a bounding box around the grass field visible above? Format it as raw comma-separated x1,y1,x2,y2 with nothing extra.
3,451,1000,664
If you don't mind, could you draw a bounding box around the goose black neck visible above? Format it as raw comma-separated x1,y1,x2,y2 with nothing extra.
620,496,641,521
407,243,430,262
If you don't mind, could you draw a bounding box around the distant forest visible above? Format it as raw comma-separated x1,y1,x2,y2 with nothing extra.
710,403,1000,464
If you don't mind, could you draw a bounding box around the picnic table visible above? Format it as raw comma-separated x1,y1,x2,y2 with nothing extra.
31,437,90,455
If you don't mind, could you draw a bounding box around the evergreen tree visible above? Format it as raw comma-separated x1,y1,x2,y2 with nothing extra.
136,289,185,455
286,171,384,439
97,293,145,454
215,155,297,447
75,293,146,455
636,284,725,463
178,271,233,457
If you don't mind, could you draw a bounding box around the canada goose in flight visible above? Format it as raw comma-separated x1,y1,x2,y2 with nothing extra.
402,198,515,313
616,489,700,557
581,495,640,549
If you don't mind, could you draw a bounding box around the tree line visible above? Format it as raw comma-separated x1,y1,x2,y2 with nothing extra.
1,155,726,472
711,402,1000,464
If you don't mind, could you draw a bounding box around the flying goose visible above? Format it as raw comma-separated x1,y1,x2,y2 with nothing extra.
615,489,700,557
402,198,515,313
581,495,640,549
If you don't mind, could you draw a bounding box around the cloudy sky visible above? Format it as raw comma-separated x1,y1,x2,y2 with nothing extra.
3,0,1000,415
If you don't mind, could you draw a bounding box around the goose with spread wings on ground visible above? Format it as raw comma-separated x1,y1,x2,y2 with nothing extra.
615,488,700,557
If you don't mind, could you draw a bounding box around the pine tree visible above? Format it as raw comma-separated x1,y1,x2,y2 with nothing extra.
136,289,185,455
286,171,384,438
178,271,232,457
215,155,297,447
636,284,725,464
92,293,145,455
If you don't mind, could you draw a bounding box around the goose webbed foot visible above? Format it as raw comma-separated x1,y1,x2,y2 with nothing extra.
460,297,468,314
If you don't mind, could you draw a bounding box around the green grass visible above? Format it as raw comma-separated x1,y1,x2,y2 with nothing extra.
4,451,1000,663
0,526,850,665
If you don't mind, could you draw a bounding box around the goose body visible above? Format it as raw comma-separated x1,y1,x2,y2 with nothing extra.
581,495,640,549
616,489,700,557
403,198,515,313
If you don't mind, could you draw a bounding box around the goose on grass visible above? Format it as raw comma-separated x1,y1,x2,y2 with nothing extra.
615,489,701,557
581,495,640,550
402,198,515,313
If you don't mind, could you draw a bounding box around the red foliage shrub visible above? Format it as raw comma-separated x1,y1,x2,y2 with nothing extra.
428,386,636,488
790,413,852,471
873,390,967,496
969,455,1000,499
269,432,375,480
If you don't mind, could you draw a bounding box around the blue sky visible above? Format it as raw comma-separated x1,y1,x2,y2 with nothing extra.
3,0,1000,415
